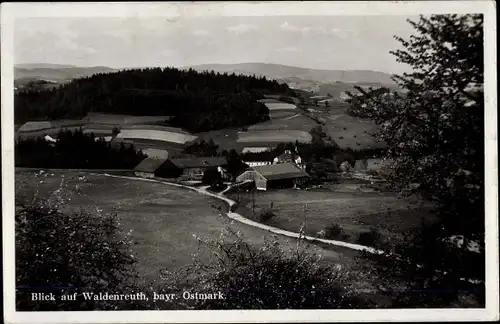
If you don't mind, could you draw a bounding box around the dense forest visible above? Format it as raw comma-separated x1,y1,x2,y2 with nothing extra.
15,130,146,169
15,67,294,132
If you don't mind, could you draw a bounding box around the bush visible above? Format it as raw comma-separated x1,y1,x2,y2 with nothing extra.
202,168,222,185
357,228,382,247
15,180,141,311
259,208,276,222
160,228,372,309
324,223,350,240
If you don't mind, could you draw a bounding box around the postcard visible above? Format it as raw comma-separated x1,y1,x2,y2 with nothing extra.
1,1,498,323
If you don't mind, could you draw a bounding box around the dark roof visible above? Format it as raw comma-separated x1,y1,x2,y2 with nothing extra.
134,157,168,173
169,156,228,169
253,163,309,181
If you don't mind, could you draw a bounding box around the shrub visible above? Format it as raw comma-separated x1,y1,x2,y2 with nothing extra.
15,180,141,311
357,228,382,247
324,223,350,240
160,228,372,309
259,208,276,222
202,168,222,185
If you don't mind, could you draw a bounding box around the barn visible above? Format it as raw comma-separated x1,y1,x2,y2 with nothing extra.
236,163,309,191
133,158,169,178
155,156,228,181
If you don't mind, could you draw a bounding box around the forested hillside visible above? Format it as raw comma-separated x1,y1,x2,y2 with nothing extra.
15,67,294,132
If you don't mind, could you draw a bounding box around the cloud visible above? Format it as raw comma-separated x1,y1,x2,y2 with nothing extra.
192,29,210,36
280,21,352,38
280,21,301,32
227,24,258,34
277,46,302,53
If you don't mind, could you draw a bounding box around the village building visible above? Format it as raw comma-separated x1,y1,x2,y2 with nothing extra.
133,156,229,180
273,149,305,170
236,163,309,191
134,158,169,179
241,154,274,168
155,156,228,181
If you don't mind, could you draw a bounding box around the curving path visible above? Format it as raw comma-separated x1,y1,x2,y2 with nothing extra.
92,173,384,255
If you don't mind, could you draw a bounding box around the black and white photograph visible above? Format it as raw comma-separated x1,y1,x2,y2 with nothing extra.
1,1,498,323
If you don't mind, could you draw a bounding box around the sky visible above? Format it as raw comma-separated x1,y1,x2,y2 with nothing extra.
14,15,418,74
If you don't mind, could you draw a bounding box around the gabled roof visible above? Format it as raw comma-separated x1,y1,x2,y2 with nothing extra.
134,157,168,173
169,156,228,169
253,163,309,181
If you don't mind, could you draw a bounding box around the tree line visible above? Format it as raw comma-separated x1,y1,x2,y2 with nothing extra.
15,67,294,132
15,129,146,169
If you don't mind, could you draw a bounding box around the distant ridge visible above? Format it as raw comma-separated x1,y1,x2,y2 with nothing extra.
15,63,78,69
14,64,118,82
185,62,396,85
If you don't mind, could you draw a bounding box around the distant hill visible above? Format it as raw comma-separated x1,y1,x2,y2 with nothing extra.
14,65,118,82
15,66,294,133
186,63,396,85
15,63,79,69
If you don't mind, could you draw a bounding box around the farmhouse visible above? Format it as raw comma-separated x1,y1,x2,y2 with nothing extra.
236,163,309,191
156,156,228,181
273,149,305,170
241,154,274,168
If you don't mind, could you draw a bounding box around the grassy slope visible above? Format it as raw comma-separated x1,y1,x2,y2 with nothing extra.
229,187,435,244
16,171,371,290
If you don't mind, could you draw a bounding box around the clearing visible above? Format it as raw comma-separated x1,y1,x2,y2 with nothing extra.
237,130,312,144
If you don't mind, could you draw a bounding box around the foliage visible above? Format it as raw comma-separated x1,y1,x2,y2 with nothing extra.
357,228,382,247
15,67,293,132
183,139,219,157
220,149,249,180
15,179,141,311
259,208,276,222
324,223,350,240
159,228,372,309
202,167,222,186
345,14,485,306
15,129,146,169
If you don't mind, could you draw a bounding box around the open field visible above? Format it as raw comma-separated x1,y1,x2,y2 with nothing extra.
269,111,297,119
121,124,191,134
321,114,384,149
115,129,198,144
111,138,186,155
229,186,435,244
83,113,172,125
263,102,297,110
247,114,318,132
195,127,247,151
15,171,370,291
237,130,312,144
